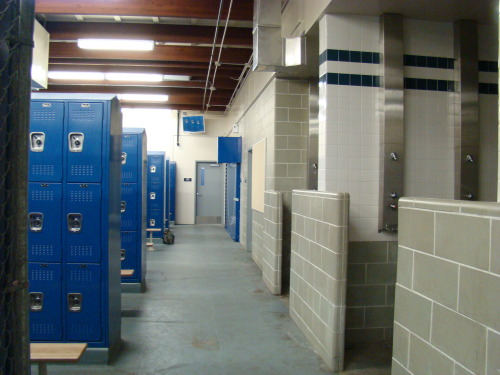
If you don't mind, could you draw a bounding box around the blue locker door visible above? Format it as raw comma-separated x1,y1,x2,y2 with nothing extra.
66,102,103,183
28,183,62,262
121,231,138,272
121,183,138,231
29,101,65,182
65,184,101,263
65,264,101,342
122,134,139,183
148,154,164,183
147,183,164,211
147,210,163,233
29,263,62,341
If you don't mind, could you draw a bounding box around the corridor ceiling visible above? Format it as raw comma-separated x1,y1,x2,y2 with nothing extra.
35,0,254,112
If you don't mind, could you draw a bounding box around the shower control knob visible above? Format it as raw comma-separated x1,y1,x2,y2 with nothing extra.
465,193,473,200
389,204,398,210
390,192,398,199
390,152,398,161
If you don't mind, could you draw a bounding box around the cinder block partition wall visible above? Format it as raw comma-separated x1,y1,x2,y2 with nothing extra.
262,191,284,294
289,190,349,371
393,198,500,375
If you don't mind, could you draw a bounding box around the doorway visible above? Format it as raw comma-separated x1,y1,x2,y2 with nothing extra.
195,162,223,224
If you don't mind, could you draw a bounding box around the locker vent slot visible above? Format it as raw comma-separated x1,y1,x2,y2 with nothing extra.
31,245,55,256
31,165,55,176
31,190,55,201
122,219,133,228
69,245,94,257
69,325,97,338
70,165,94,177
31,323,55,334
122,186,134,195
32,109,56,121
69,269,94,282
122,171,133,180
30,269,54,281
69,190,95,202
71,109,97,121
122,234,134,243
122,138,136,146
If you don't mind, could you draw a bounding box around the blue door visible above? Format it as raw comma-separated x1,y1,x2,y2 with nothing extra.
65,264,101,342
29,263,62,341
65,184,102,263
29,101,65,182
66,102,103,183
121,183,138,231
28,183,62,262
147,183,164,211
121,231,138,272
225,163,240,242
148,154,164,183
147,210,163,231
122,134,139,183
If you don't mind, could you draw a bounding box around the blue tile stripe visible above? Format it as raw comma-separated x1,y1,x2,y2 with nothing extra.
404,55,454,69
478,61,498,73
319,49,380,65
319,73,380,87
479,83,498,95
404,78,455,92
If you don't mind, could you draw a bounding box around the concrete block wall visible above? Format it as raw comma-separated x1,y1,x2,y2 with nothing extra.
393,197,500,375
290,190,349,371
262,191,283,294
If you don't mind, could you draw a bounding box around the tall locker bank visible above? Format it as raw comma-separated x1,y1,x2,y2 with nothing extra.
147,151,168,238
121,128,147,291
168,161,176,224
28,93,121,362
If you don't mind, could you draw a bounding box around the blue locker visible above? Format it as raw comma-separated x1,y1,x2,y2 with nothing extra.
29,263,63,341
169,161,176,223
28,183,63,262
121,183,138,231
147,209,163,231
65,183,102,263
225,163,241,242
120,231,138,271
65,264,101,342
122,133,139,183
66,102,103,183
29,101,65,182
147,153,164,184
147,183,164,211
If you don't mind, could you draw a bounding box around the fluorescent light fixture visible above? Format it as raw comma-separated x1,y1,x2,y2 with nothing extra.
77,38,155,51
105,73,163,82
48,71,105,80
118,94,169,102
162,75,191,81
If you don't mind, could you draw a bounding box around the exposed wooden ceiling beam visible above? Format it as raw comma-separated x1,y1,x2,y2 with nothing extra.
49,42,252,65
45,22,253,47
35,0,253,21
120,103,224,112
47,78,238,90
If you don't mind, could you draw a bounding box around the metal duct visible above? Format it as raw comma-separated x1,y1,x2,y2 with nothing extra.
252,0,282,71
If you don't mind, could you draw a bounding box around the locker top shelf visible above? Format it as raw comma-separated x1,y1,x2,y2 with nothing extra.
32,93,119,102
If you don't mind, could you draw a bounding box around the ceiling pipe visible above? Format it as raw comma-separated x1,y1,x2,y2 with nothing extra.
201,0,225,112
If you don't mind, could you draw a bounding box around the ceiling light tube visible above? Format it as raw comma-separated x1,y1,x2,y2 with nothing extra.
162,75,191,81
118,94,169,102
105,73,163,82
48,71,105,80
77,38,155,51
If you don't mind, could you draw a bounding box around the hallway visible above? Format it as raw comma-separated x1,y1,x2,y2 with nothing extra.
42,225,332,375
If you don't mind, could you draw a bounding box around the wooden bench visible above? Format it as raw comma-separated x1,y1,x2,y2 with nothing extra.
146,228,162,250
31,342,87,375
121,269,135,277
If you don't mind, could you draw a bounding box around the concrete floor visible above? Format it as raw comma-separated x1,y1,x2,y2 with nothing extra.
39,225,390,375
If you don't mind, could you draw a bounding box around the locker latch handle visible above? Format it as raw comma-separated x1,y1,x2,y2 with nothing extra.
121,152,127,165
29,213,44,232
150,165,156,173
30,132,46,152
149,219,155,226
121,201,126,213
150,192,156,200
29,292,44,312
67,213,82,232
67,293,83,312
68,132,84,152
121,249,126,261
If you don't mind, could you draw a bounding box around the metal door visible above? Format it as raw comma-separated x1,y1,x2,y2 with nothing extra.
147,183,164,211
224,163,240,241
28,183,62,262
121,183,138,231
148,154,164,183
122,134,139,183
29,263,63,341
65,264,101,342
65,183,101,263
29,101,65,182
196,162,223,224
120,231,138,272
66,102,103,183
